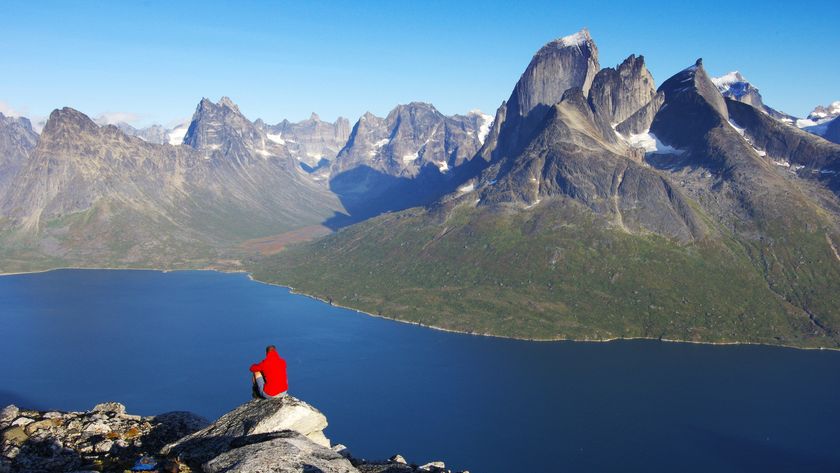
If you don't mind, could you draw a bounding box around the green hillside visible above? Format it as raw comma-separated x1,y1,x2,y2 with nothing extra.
251,198,840,349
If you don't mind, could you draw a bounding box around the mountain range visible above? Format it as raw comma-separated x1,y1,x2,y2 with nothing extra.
0,92,495,270
2,28,839,348
252,30,840,349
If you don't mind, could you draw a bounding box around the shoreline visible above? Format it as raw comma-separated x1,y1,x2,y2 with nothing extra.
2,265,838,353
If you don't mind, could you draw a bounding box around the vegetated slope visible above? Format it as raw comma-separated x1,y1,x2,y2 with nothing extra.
252,32,840,348
255,200,827,346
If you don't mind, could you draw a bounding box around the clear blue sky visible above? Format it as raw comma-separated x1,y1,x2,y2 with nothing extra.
2,0,838,128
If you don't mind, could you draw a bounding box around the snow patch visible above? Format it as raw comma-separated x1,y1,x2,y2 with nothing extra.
727,119,746,136
524,199,542,209
457,183,475,195
557,29,589,47
267,133,286,145
620,130,683,155
402,152,419,163
167,125,189,146
469,110,493,144
435,161,449,173
373,138,389,148
711,71,745,89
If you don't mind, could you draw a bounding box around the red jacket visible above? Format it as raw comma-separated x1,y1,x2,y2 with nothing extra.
250,349,288,396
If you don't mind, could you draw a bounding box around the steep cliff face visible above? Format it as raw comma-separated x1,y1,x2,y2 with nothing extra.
481,29,600,161
0,113,38,194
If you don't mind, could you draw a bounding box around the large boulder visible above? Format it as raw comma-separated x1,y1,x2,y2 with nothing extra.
202,431,357,473
162,396,330,465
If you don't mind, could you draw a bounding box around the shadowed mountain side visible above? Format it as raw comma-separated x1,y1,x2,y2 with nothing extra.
725,99,840,193
324,157,490,229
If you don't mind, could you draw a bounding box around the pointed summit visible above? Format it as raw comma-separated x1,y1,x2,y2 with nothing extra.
183,96,262,160
479,29,601,161
40,107,100,140
712,71,764,108
512,28,600,119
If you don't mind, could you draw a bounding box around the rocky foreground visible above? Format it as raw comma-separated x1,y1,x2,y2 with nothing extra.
0,397,462,473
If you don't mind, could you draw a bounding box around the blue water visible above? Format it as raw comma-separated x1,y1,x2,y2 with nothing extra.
1,269,839,472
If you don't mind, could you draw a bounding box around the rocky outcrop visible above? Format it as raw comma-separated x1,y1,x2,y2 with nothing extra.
162,397,330,464
588,54,656,126
2,397,463,473
0,402,207,472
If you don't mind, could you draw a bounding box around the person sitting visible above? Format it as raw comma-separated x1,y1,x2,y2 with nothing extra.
250,345,288,399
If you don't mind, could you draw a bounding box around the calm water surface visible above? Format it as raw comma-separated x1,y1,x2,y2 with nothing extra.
0,269,838,472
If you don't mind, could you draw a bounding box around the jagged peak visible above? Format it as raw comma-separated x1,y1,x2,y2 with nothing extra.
308,112,320,121
195,96,242,115
218,96,239,111
395,101,438,111
712,70,747,87
617,54,648,73
0,112,35,132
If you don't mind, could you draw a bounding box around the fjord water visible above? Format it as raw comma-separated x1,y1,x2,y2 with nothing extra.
1,270,839,472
